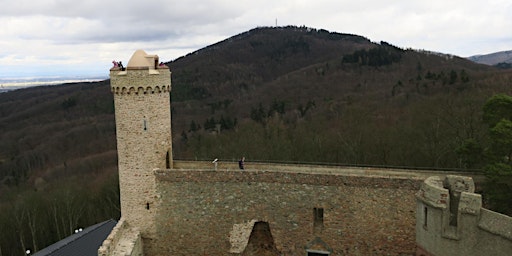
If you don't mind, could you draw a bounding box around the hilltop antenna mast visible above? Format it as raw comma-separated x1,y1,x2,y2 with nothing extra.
275,18,277,27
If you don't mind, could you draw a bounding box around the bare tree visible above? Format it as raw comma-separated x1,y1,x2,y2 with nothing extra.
26,207,39,252
12,203,27,255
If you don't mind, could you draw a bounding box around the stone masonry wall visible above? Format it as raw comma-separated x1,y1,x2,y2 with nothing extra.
416,176,512,256
110,67,172,242
148,169,422,256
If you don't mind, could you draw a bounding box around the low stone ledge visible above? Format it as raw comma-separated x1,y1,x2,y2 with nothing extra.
478,208,512,241
154,169,422,190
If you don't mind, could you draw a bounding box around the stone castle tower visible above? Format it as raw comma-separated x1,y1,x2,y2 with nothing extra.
109,49,172,241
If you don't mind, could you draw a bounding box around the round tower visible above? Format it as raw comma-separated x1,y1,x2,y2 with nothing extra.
110,49,172,240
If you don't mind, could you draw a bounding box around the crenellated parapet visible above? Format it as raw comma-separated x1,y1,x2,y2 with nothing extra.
416,175,481,218
110,49,171,95
110,68,171,95
416,175,512,256
416,176,449,209
110,83,171,95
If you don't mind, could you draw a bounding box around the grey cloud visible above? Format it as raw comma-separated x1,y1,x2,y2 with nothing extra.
1,0,247,47
0,0,243,25
0,0,510,78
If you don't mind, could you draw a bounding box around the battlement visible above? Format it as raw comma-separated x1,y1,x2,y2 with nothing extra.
416,175,512,256
110,83,170,95
110,49,171,95
416,175,480,213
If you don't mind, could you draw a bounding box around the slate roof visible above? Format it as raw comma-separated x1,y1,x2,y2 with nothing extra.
33,219,117,256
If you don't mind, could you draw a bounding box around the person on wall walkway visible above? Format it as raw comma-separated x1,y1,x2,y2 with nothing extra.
238,157,245,170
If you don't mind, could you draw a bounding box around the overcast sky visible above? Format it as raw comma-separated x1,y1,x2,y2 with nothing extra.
0,0,510,78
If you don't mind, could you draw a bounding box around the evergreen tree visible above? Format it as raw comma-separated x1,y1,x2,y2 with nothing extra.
482,94,512,215
250,103,267,124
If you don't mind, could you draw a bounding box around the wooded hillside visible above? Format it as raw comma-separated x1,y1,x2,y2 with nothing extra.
1,26,511,255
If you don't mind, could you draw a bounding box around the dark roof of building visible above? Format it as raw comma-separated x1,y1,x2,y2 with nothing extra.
33,219,117,256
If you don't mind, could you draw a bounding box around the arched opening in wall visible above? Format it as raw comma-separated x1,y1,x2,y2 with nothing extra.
241,221,280,256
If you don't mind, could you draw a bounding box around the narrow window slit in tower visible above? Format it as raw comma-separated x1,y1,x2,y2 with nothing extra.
423,206,428,228
146,202,150,210
143,119,147,131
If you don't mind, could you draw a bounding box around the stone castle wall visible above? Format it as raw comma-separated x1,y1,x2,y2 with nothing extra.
146,168,423,255
416,176,512,256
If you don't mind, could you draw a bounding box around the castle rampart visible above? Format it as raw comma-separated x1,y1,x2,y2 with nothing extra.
416,175,512,256
110,69,170,95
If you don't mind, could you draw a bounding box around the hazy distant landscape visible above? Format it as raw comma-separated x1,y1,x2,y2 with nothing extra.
0,26,511,255
0,75,108,93
468,50,512,66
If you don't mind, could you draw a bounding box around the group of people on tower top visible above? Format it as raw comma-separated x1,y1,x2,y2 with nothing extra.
112,60,166,70
112,60,125,71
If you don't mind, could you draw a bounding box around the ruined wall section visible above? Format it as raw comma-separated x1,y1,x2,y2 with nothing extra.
148,170,422,256
98,218,143,256
110,66,172,243
416,175,512,256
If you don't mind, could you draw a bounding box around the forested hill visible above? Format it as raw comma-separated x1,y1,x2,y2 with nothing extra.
167,26,511,165
1,25,512,255
1,25,511,187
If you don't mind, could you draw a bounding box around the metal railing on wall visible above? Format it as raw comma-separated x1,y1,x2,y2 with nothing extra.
174,157,483,174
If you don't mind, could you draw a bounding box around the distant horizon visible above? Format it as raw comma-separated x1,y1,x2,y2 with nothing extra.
0,73,108,80
0,75,108,92
0,69,109,80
